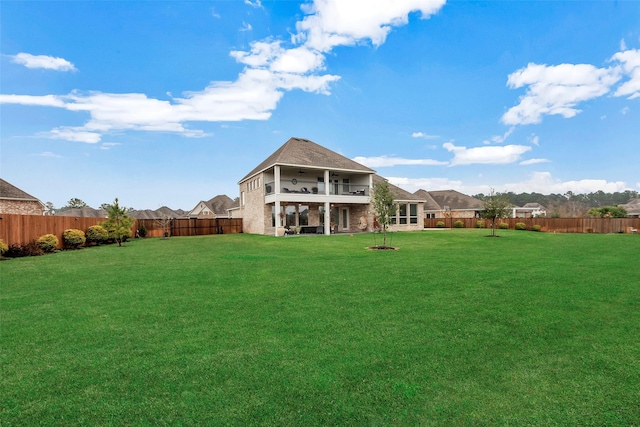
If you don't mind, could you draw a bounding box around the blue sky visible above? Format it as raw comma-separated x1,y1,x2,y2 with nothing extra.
1,0,639,210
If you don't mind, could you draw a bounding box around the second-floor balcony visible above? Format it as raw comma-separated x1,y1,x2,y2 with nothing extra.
264,179,369,197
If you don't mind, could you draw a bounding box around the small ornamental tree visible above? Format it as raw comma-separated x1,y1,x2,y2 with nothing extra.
0,239,8,256
480,188,511,237
101,198,135,247
371,180,397,248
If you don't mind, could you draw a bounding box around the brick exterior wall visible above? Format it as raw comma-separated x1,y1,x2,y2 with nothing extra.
0,200,44,215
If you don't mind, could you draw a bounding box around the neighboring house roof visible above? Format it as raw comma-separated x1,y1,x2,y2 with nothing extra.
240,137,375,182
0,178,44,205
520,202,546,210
188,195,236,217
130,206,184,219
55,207,107,218
619,198,640,217
414,189,483,210
373,175,424,202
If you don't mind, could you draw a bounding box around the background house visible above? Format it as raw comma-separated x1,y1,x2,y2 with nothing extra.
0,179,45,215
512,202,547,218
618,198,640,218
414,189,484,220
55,207,107,218
187,195,237,219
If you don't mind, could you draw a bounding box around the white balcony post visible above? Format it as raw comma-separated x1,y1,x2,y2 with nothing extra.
275,200,281,236
275,165,281,195
324,170,330,195
324,201,331,235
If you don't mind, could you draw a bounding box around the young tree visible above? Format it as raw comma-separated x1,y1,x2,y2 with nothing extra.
63,198,88,210
587,206,627,218
371,181,397,247
481,188,511,237
101,198,135,247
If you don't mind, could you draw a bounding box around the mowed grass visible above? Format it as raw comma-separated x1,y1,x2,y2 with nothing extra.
1,230,639,426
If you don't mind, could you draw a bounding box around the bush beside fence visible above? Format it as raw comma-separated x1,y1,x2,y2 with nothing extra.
0,215,243,248
424,217,640,234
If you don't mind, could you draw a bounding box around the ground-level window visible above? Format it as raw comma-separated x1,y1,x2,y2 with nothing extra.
399,203,407,224
410,204,418,224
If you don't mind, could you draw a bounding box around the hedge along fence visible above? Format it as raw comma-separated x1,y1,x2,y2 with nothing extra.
424,217,640,234
0,214,243,248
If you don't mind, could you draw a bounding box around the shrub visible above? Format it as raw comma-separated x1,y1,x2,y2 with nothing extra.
138,224,147,238
63,229,86,249
5,241,43,258
499,223,509,229
532,224,542,232
0,239,8,256
476,221,485,228
454,220,464,228
36,234,59,253
86,225,109,245
436,221,446,228
515,222,527,230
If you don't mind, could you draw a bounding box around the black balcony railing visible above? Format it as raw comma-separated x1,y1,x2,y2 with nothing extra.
265,180,369,196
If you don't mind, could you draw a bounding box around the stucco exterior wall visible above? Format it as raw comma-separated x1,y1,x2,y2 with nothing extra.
0,200,44,215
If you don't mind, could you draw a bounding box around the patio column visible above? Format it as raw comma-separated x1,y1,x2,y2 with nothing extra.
324,201,331,235
275,200,281,236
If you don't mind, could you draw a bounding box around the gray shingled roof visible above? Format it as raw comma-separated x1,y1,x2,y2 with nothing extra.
240,137,375,183
414,189,484,210
0,178,41,201
55,207,107,218
204,195,235,215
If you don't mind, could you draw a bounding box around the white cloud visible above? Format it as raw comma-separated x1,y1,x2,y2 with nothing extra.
529,134,539,146
211,8,220,18
42,127,102,144
411,131,439,139
500,171,628,194
620,39,627,51
519,158,550,165
244,0,263,8
100,142,121,150
38,151,62,158
0,0,445,143
352,155,447,167
386,176,463,193
295,0,446,52
502,62,620,125
503,48,640,125
386,171,631,196
10,52,77,71
240,22,253,32
443,142,531,166
483,126,515,144
612,49,640,99
621,106,630,115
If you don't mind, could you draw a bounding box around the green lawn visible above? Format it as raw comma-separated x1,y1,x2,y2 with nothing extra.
2,230,639,426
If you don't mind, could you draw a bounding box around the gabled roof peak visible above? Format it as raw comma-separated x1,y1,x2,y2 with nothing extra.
240,137,375,183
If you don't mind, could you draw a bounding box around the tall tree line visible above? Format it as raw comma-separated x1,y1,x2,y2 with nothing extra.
473,190,639,218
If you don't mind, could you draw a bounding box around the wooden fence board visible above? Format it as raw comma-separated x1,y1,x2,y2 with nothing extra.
0,215,243,247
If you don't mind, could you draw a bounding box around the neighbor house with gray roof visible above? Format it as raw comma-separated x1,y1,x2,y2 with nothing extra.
187,195,238,219
0,179,45,215
238,137,425,236
414,189,484,219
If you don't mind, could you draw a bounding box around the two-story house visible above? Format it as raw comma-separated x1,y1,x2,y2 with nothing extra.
238,137,424,236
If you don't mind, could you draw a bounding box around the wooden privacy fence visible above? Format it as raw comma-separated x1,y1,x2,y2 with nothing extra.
0,214,243,247
136,218,243,238
424,217,640,234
